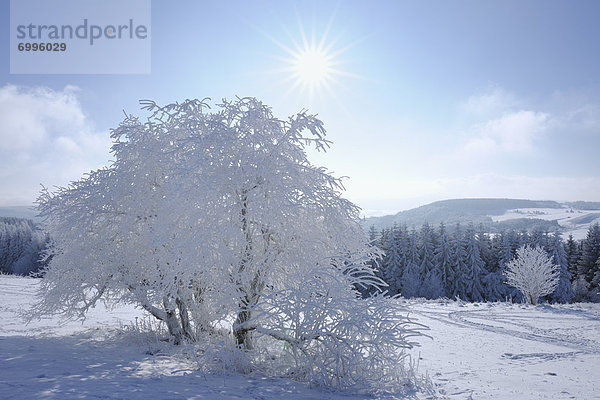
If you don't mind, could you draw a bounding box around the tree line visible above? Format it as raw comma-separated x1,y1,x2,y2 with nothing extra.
0,217,49,276
367,222,600,303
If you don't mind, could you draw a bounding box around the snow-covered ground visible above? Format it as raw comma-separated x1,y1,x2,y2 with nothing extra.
491,207,600,240
409,299,600,399
1,275,600,399
0,276,400,400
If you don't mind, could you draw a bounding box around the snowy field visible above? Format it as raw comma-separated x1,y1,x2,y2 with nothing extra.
409,300,600,399
1,276,600,400
491,207,600,240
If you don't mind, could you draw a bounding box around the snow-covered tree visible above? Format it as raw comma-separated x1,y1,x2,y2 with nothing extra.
578,223,600,285
419,223,442,299
593,256,600,294
372,227,390,287
498,230,517,269
546,231,574,303
496,230,521,301
504,245,560,305
449,224,468,300
418,223,436,275
0,217,48,276
517,230,529,248
381,225,405,295
34,97,425,391
476,225,495,270
360,225,382,297
564,234,579,279
477,226,503,301
400,228,422,298
529,227,548,249
463,225,485,302
368,225,379,243
433,223,453,298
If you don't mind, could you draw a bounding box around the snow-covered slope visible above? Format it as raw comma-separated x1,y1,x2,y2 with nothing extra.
363,198,563,230
492,207,600,240
2,276,599,399
363,199,600,239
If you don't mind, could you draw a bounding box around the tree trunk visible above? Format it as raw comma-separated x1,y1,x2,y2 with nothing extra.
129,286,190,344
234,305,253,350
163,296,186,344
234,190,255,350
166,310,185,344
176,297,193,340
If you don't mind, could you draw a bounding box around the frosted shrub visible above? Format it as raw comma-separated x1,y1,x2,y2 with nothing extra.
248,262,426,391
34,97,427,392
504,245,560,305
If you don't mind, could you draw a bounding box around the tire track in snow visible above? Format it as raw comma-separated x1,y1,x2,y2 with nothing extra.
446,310,600,354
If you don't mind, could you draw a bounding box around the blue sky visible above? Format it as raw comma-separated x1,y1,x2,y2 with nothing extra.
1,0,599,214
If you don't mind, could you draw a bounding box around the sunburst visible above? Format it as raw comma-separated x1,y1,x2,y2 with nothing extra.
292,45,333,91
267,12,359,105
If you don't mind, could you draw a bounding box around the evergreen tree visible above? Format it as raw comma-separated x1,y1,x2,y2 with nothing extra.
359,225,382,297
477,226,502,301
477,224,495,270
419,223,443,299
419,223,436,274
449,223,468,300
591,255,600,291
546,231,574,303
374,228,392,284
434,223,453,298
382,226,404,295
368,225,378,243
484,231,510,301
529,227,548,249
517,230,529,248
564,234,579,281
577,223,600,290
463,225,485,302
0,217,48,276
497,231,516,268
401,228,422,298
379,228,391,251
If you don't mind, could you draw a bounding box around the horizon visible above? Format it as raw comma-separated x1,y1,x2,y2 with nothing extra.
3,196,600,220
2,1,600,211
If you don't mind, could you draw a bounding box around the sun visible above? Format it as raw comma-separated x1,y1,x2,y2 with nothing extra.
265,13,360,105
292,45,333,91
277,36,342,102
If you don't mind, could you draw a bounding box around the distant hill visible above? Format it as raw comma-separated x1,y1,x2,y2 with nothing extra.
0,206,39,221
362,198,574,233
568,201,600,210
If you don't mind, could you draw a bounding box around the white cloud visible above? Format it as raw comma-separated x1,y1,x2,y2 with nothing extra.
457,85,551,156
459,86,600,159
0,84,112,206
350,86,600,215
464,110,550,154
548,91,600,136
460,85,519,119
